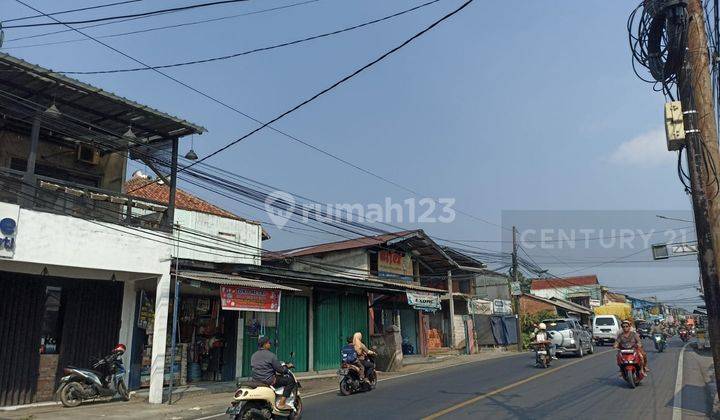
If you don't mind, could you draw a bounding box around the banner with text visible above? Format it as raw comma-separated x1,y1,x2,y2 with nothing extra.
221,286,281,312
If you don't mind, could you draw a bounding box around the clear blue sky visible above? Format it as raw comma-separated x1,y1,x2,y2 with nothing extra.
1,0,702,307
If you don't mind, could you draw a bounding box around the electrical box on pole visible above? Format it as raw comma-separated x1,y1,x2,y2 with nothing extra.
664,101,686,151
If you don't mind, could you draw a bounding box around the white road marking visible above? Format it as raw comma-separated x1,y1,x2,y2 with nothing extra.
672,342,690,420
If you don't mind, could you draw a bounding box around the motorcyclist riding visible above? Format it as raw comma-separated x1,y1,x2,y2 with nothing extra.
352,332,376,384
651,320,667,337
533,323,557,360
614,319,648,374
250,336,296,410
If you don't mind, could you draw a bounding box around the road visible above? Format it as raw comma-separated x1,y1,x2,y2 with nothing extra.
1,338,710,419
303,338,710,420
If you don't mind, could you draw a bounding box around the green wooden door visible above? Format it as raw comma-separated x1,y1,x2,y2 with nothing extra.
341,294,368,342
313,293,341,371
278,295,308,372
241,326,276,378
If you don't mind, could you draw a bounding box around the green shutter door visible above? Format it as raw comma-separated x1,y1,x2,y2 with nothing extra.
313,293,341,371
341,294,368,342
278,295,308,372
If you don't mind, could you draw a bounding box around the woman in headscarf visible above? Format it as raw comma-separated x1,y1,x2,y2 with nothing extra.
352,332,376,382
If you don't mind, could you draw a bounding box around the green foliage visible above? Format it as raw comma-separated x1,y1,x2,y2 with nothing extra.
519,310,556,350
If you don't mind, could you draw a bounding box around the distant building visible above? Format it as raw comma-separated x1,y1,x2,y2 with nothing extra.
530,275,602,308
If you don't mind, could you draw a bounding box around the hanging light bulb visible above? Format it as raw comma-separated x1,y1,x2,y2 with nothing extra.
184,134,198,160
44,102,61,118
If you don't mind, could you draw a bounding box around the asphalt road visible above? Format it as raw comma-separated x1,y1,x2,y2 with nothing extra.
303,338,710,420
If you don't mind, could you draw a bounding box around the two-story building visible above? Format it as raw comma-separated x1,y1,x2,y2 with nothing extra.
0,53,204,407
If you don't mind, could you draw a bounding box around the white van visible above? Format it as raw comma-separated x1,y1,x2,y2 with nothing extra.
593,315,621,345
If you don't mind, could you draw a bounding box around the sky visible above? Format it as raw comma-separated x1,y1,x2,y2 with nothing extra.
0,0,704,307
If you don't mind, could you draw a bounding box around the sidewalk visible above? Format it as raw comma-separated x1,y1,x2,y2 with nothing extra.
0,350,517,420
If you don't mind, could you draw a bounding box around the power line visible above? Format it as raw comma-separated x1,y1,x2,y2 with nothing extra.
59,0,442,74
2,0,320,49
4,0,251,29
4,0,144,23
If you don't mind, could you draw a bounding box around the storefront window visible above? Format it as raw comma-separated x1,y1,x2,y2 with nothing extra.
40,286,62,354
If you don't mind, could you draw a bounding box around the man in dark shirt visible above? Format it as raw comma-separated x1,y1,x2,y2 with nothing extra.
250,336,296,410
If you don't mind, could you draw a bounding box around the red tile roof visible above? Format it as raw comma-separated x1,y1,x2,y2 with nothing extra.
124,177,249,222
530,275,599,290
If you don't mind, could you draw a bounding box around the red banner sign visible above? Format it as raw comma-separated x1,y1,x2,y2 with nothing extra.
220,286,281,312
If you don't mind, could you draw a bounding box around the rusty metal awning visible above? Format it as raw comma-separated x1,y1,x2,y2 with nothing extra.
175,270,300,291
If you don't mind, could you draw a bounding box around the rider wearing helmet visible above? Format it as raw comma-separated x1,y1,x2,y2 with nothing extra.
534,323,557,359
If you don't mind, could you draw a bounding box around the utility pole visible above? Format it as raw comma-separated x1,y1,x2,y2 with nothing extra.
678,0,720,397
511,226,522,351
447,269,455,349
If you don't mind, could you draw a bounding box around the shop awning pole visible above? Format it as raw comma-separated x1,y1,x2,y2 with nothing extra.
168,228,181,405
168,275,180,404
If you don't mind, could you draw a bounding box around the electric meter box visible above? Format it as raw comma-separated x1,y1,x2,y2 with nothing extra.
664,101,686,151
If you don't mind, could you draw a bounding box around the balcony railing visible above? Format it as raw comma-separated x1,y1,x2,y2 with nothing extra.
0,167,171,232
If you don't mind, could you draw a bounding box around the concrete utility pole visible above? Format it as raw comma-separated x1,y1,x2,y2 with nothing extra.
447,269,455,349
678,0,720,397
511,226,522,351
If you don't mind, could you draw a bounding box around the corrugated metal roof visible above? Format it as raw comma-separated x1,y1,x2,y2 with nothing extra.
176,270,299,291
0,53,205,143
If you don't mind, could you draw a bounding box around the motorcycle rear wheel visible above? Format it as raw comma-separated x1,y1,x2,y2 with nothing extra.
237,402,271,420
339,377,353,396
59,381,84,408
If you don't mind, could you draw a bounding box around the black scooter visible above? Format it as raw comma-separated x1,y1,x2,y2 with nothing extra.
338,354,377,396
57,344,130,407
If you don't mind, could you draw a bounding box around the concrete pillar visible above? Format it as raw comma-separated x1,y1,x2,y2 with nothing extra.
149,272,171,404
118,279,137,383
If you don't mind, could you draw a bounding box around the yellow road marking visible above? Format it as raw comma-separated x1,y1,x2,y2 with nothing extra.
422,350,610,419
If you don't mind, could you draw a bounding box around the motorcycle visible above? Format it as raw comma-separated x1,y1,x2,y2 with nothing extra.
617,348,645,389
679,329,690,342
530,341,552,368
338,354,377,396
653,333,667,352
226,355,302,420
57,344,130,407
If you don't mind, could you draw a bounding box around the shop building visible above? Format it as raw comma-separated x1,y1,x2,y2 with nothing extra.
0,53,203,406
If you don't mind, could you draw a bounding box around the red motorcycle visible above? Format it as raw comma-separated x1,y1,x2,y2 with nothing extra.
679,329,690,342
617,348,645,389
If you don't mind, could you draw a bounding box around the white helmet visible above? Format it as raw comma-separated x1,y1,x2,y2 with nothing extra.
539,322,547,330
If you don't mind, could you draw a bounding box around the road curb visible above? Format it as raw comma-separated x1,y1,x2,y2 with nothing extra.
703,364,720,419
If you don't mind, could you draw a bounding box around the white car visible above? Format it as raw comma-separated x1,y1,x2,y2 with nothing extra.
593,315,621,345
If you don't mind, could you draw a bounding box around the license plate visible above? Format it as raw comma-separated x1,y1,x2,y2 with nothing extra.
537,351,547,355
337,369,348,376
226,404,241,416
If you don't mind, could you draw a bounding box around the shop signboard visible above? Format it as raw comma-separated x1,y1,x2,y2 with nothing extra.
406,291,441,311
493,299,513,315
510,281,521,296
378,250,413,282
468,298,493,315
221,286,282,312
0,202,19,259
589,299,601,307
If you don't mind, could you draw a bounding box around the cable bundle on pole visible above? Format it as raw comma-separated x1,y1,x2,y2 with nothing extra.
628,0,689,98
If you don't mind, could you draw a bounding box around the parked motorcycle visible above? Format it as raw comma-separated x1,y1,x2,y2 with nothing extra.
530,341,552,368
57,344,130,407
617,348,645,389
338,354,377,396
226,355,302,420
653,333,667,352
679,329,690,343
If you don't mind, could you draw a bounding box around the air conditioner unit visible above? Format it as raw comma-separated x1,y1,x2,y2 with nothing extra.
76,144,100,165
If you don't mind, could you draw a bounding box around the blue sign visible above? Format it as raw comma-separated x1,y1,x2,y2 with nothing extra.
0,218,16,236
